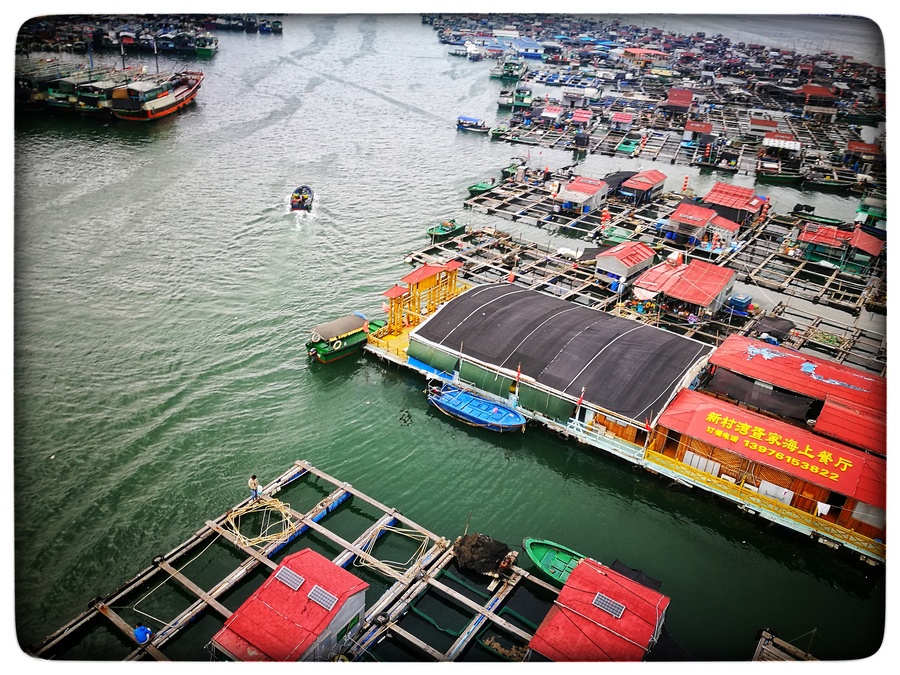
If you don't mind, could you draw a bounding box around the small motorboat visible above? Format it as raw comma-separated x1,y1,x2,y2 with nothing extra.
427,382,526,433
290,185,314,211
426,218,466,242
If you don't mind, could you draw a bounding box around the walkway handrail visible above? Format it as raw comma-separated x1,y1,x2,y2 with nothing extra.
645,450,885,561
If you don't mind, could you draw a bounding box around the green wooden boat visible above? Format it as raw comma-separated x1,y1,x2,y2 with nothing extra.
522,537,586,586
467,180,495,197
426,218,466,241
306,314,386,364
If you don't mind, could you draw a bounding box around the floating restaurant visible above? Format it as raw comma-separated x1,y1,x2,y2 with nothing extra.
364,257,886,565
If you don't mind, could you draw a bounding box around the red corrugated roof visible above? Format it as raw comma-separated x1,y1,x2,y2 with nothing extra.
571,109,592,121
658,389,886,508
849,227,885,257
564,176,607,195
671,202,717,228
529,557,671,661
846,141,881,154
794,83,835,99
597,241,656,267
383,284,408,299
764,131,796,143
797,225,851,248
702,182,765,213
666,88,694,107
663,259,734,306
709,335,886,413
402,263,447,285
684,120,712,133
749,117,779,128
621,169,667,191
815,397,885,456
211,549,369,661
634,261,687,294
611,112,633,123
711,215,740,232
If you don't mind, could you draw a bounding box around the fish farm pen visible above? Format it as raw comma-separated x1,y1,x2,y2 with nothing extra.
27,460,681,663
403,221,884,373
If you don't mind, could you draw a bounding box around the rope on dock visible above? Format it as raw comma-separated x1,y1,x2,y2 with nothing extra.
351,524,430,576
223,497,300,549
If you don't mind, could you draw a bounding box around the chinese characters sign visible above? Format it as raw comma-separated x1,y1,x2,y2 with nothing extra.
701,410,860,489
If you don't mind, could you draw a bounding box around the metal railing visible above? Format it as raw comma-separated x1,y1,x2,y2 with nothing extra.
645,450,885,562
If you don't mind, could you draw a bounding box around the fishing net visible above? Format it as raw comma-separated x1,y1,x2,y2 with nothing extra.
453,533,510,575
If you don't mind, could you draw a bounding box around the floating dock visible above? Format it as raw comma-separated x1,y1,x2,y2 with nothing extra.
27,460,568,662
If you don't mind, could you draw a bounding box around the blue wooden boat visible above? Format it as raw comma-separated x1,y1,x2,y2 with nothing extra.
427,383,526,432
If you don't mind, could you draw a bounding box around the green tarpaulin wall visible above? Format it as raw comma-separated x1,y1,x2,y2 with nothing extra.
517,383,575,422
408,340,458,374
459,361,514,398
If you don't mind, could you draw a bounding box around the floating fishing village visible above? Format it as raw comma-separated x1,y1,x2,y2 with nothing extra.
17,13,887,663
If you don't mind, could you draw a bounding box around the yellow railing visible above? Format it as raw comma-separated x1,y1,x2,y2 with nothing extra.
646,450,885,561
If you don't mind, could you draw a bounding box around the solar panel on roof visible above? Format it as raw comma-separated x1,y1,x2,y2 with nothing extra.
274,566,305,591
593,592,626,618
308,584,339,611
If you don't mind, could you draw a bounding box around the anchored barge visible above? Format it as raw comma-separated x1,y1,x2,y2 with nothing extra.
27,460,680,662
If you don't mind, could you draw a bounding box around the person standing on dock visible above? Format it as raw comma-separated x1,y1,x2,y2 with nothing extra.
248,475,261,501
134,622,153,645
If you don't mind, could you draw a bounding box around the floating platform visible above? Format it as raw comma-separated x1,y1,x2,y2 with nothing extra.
27,460,569,662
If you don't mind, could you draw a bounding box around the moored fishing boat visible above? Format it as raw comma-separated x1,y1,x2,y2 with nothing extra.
306,313,386,364
290,185,314,211
44,66,116,112
456,116,490,133
522,537,586,585
195,32,218,57
271,20,283,34
490,124,508,140
74,70,144,117
466,180,495,197
110,69,204,122
426,382,527,432
426,218,466,241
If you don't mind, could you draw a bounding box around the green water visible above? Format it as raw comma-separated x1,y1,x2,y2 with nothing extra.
12,14,887,661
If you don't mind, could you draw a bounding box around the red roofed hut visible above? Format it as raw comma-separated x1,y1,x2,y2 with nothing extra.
555,175,609,214
211,549,369,662
700,181,766,228
618,168,667,205
528,557,671,661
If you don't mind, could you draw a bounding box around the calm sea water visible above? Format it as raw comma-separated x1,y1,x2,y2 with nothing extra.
11,14,888,662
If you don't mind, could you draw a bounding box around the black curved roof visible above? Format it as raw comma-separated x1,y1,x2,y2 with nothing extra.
412,284,712,422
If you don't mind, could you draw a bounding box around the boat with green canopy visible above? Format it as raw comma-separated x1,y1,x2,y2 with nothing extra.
306,312,385,364
522,537,586,585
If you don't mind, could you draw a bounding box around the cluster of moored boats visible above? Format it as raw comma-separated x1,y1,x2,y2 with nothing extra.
432,13,885,191
16,63,204,121
15,14,282,56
